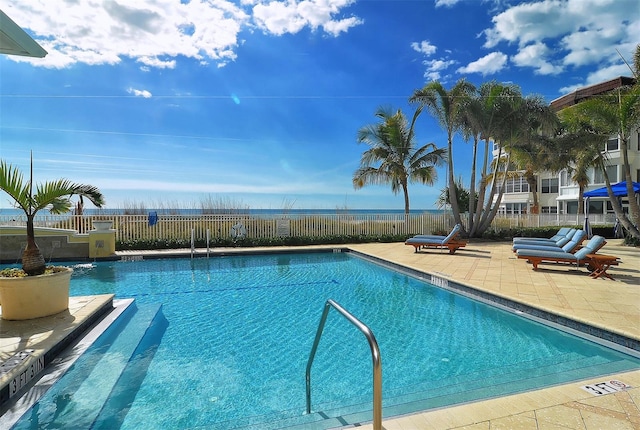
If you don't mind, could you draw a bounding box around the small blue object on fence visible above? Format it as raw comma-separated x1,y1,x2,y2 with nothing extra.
148,211,158,226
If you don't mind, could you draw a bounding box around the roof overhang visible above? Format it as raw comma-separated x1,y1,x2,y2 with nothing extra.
555,194,580,201
0,10,47,58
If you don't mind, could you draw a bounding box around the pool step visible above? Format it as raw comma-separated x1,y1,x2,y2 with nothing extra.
11,303,166,430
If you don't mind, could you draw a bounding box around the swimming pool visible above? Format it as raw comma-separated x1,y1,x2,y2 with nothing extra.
7,251,640,429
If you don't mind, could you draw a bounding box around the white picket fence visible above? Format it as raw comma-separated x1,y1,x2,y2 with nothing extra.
0,212,616,243
0,213,453,242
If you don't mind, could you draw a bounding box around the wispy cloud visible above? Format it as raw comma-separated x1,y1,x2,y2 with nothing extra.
127,87,153,98
411,40,437,56
457,52,508,76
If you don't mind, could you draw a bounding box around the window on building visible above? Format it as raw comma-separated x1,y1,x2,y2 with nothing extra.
502,176,530,194
560,170,571,186
505,203,528,214
541,206,558,214
594,165,618,184
588,200,604,215
541,178,559,193
566,201,578,214
606,137,619,151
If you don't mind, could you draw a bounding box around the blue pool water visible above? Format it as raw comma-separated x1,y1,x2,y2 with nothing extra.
9,251,640,429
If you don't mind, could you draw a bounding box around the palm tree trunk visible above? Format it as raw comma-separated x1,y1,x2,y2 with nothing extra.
22,215,46,275
468,135,479,233
402,181,410,215
479,154,511,233
447,135,463,228
601,162,640,239
470,138,490,237
621,135,640,238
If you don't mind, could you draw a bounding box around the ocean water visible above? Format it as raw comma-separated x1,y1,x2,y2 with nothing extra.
0,208,445,218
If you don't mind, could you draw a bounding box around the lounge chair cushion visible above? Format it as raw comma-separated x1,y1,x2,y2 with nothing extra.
516,248,579,261
410,224,461,245
580,235,606,255
512,236,570,251
513,227,572,243
513,230,585,253
516,235,606,266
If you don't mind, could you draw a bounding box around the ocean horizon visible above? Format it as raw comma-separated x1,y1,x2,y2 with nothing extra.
0,208,446,217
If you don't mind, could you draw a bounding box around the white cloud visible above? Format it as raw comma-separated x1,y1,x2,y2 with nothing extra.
411,40,437,56
511,42,563,75
127,88,153,98
435,0,461,7
1,0,361,69
423,58,456,81
482,0,639,74
252,0,362,37
457,52,508,76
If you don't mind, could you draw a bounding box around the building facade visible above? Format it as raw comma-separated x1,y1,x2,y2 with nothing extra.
494,77,640,219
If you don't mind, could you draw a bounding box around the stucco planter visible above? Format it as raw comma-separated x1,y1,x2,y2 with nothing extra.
0,267,72,320
92,220,113,231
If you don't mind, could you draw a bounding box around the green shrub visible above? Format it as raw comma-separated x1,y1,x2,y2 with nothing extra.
116,234,408,250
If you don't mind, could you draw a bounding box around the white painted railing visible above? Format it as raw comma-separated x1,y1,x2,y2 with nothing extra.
0,212,617,243
0,213,453,242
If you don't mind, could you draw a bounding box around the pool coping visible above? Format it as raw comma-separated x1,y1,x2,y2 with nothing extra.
0,294,115,411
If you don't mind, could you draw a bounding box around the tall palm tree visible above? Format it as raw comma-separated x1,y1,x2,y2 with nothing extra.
567,79,640,239
353,106,446,214
504,95,560,213
457,82,529,236
554,115,611,215
0,155,105,275
410,79,476,229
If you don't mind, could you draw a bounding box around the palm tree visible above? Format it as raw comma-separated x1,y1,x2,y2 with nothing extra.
565,78,640,239
504,95,560,214
0,155,105,275
553,115,611,215
410,79,476,229
436,176,474,212
353,106,446,214
457,82,552,236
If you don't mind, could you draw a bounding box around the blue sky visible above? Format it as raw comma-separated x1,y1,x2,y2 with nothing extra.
0,0,638,211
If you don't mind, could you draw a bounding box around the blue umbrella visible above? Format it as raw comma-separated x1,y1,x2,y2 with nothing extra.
583,181,640,197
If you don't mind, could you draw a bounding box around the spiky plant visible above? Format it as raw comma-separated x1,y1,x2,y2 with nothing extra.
0,155,104,275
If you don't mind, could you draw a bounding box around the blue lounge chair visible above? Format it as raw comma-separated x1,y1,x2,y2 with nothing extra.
405,224,467,254
412,224,462,240
512,230,586,253
516,235,607,270
512,228,575,244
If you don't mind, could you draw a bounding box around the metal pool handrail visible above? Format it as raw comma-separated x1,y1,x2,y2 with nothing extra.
305,299,382,430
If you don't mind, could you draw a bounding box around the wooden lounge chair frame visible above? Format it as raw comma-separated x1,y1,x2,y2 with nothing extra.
516,236,607,270
405,225,468,254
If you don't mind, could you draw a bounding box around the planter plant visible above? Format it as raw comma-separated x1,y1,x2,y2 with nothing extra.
0,155,104,320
